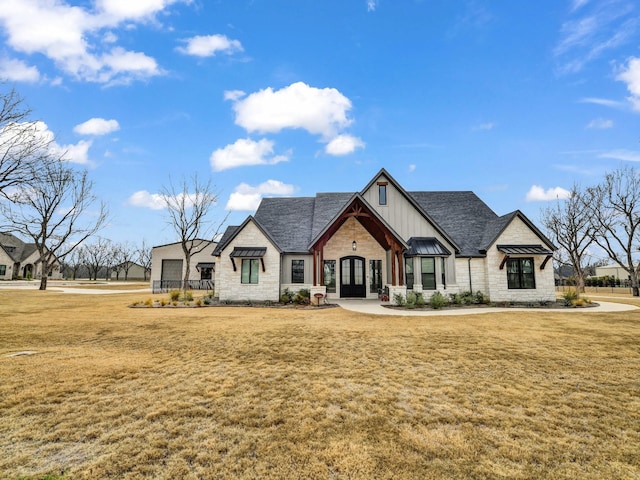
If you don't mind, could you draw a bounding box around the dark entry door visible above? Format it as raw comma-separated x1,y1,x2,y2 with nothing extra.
340,256,366,298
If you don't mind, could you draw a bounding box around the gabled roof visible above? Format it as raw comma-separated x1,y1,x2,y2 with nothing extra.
0,232,34,262
212,216,282,256
480,210,556,252
254,197,316,253
364,169,460,252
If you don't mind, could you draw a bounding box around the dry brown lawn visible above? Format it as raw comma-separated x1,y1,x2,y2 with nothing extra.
1,290,639,479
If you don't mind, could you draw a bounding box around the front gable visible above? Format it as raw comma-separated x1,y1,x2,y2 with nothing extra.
360,169,458,253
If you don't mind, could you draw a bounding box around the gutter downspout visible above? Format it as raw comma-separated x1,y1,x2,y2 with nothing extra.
468,258,473,292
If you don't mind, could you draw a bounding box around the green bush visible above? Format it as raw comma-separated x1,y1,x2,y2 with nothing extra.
429,291,448,309
562,289,579,306
280,288,294,304
405,291,417,306
474,291,489,304
415,291,425,306
182,290,194,302
393,293,405,306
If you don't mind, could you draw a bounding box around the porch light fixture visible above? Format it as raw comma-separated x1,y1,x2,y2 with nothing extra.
352,240,357,251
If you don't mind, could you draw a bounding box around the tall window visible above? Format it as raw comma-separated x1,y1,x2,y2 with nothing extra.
241,259,259,284
378,183,387,205
507,258,535,289
441,257,446,288
405,257,414,289
0,265,6,276
370,260,382,293
291,259,304,283
421,257,436,290
324,260,336,293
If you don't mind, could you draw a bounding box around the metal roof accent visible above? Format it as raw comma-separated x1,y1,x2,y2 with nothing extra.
497,244,553,255
405,237,451,256
229,247,267,258
195,262,215,269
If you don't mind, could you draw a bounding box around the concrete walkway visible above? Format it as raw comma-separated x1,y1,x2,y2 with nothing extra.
333,298,639,316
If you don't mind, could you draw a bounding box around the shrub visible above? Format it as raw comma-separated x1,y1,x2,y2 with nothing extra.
195,298,202,307
393,293,405,306
415,292,425,306
572,298,585,307
182,290,194,302
474,291,489,304
172,301,178,306
160,298,167,307
405,291,417,306
294,288,311,305
144,298,153,307
280,288,294,304
429,291,448,309
169,290,180,301
562,289,579,306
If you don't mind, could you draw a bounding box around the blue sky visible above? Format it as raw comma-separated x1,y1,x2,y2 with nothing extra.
0,0,639,246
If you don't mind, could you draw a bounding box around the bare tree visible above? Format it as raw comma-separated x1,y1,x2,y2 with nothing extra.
112,241,136,280
81,238,114,281
583,165,640,296
61,245,85,280
160,174,226,293
0,86,52,198
541,184,594,292
0,160,108,289
137,239,152,281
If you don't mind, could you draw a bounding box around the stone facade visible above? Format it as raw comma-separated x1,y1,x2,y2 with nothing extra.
485,217,555,302
215,220,281,302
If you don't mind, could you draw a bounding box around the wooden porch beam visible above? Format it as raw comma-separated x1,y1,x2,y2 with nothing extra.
541,255,552,270
499,255,509,270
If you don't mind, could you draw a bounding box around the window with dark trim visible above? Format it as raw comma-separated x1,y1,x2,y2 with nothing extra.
507,257,536,289
405,257,414,289
421,257,436,290
324,260,336,293
378,184,387,205
370,259,382,293
0,265,6,276
241,259,259,284
291,259,304,283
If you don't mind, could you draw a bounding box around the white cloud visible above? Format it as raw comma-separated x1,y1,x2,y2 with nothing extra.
472,122,495,131
408,164,416,172
127,190,166,210
74,118,120,136
616,56,640,111
586,118,613,129
210,138,290,171
0,0,185,84
0,121,92,164
177,34,243,57
579,97,626,108
230,82,353,139
367,0,378,12
571,0,590,12
525,185,571,202
599,149,640,162
325,134,365,156
226,180,296,211
224,89,246,101
0,57,40,83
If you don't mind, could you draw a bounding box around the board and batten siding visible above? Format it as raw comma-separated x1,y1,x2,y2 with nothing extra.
280,254,314,293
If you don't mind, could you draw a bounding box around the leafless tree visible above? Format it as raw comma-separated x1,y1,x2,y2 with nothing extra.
112,241,136,280
160,174,226,293
137,239,152,281
81,238,114,281
0,160,108,289
541,184,594,292
0,86,52,199
61,245,85,280
583,165,640,296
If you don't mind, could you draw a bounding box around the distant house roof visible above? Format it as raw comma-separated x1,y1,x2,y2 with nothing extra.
0,232,41,263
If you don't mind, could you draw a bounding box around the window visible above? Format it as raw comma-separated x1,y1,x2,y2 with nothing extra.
0,265,5,276
370,260,382,293
241,259,259,284
405,257,414,289
378,184,387,205
507,257,535,289
441,257,446,288
421,257,436,290
291,260,304,283
324,260,336,293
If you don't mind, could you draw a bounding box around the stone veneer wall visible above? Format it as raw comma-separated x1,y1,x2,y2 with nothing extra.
216,221,281,302
454,257,488,296
485,217,555,302
323,217,387,299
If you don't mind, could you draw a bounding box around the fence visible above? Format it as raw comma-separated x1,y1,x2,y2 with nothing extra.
152,280,214,294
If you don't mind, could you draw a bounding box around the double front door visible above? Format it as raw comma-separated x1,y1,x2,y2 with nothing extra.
340,256,366,298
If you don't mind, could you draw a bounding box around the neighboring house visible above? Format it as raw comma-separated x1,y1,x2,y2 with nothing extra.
213,168,556,303
595,264,630,282
0,232,62,281
150,240,217,292
111,261,149,281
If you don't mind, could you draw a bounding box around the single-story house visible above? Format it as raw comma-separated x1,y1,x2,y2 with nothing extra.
111,261,149,281
212,169,556,303
0,232,62,280
595,263,630,282
150,240,217,292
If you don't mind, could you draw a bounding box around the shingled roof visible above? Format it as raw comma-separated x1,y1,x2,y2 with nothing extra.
0,232,36,263
214,173,552,258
